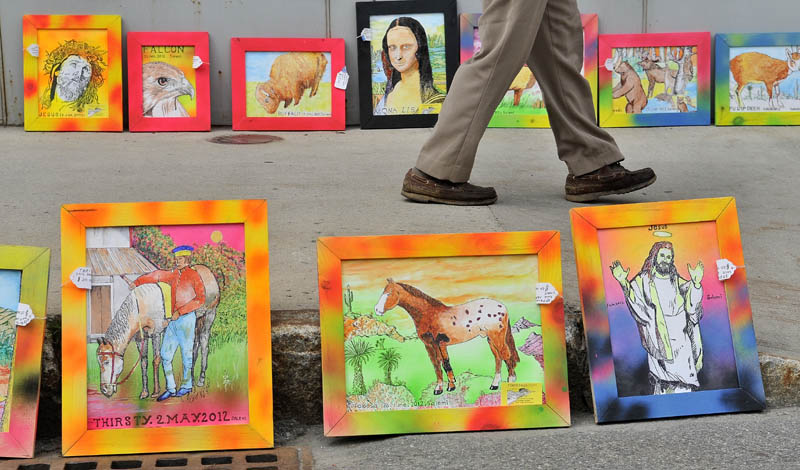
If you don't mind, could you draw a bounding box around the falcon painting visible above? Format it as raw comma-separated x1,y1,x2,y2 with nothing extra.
142,61,195,117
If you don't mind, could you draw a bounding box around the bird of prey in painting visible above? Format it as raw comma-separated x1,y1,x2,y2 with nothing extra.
142,61,195,117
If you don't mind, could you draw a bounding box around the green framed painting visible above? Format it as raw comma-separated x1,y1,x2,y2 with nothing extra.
0,245,50,457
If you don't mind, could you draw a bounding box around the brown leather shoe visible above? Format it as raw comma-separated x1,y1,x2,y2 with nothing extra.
565,162,656,202
402,168,497,206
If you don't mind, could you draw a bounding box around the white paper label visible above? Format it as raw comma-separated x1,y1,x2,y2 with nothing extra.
334,67,349,90
535,283,559,305
192,56,203,69
70,267,92,289
15,303,34,326
359,28,373,41
27,44,39,57
604,57,615,71
716,259,738,281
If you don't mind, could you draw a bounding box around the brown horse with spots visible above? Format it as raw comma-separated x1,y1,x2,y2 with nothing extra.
374,279,519,395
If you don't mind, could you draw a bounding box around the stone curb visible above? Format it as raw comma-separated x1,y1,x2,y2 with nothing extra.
36,308,800,438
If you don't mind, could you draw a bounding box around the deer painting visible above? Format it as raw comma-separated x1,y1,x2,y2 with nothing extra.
730,47,800,108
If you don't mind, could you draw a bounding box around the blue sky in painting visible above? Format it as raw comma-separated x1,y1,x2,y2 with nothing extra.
0,270,21,310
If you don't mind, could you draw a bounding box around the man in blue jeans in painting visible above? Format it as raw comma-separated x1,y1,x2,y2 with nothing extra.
133,245,206,401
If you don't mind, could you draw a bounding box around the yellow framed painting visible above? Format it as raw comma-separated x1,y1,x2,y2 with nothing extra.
318,231,570,436
0,245,50,458
23,15,123,131
61,200,272,456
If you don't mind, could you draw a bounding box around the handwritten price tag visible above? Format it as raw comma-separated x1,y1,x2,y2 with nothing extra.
359,28,373,41
334,67,349,90
716,259,738,281
192,56,204,69
70,267,92,290
535,283,559,305
15,303,34,326
27,44,39,57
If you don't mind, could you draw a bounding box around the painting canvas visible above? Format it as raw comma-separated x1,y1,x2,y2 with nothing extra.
62,201,272,456
319,232,569,436
356,0,459,129
715,33,800,125
571,198,765,423
0,246,50,458
598,33,710,127
127,32,211,132
459,13,598,128
231,38,345,130
23,15,122,131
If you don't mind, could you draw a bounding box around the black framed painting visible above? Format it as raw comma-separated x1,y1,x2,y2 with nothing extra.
356,0,459,129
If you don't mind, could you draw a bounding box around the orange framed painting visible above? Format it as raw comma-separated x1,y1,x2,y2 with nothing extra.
61,200,272,456
570,198,765,423
0,245,50,458
317,231,570,436
23,15,123,131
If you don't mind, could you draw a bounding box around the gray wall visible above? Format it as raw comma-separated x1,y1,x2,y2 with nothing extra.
0,0,797,126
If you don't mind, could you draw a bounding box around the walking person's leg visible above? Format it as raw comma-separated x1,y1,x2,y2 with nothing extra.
526,0,656,201
402,0,548,205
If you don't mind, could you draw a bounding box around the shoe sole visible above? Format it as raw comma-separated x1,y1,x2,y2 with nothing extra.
564,175,657,203
401,190,497,206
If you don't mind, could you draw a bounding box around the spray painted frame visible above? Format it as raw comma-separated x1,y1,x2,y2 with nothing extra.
715,33,800,126
318,231,569,437
0,246,50,458
61,200,272,456
127,32,211,132
22,15,123,131
570,198,765,423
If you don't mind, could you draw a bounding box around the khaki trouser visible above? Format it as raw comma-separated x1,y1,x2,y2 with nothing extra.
416,0,624,182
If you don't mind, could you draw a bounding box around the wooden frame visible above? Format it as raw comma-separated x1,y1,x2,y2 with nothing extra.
0,246,50,458
127,32,211,132
23,15,122,131
459,13,599,128
598,32,711,127
230,37,345,131
318,231,570,436
61,200,272,456
715,33,800,126
356,0,459,129
570,198,765,423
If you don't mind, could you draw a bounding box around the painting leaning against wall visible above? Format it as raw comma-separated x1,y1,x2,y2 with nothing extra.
85,224,248,431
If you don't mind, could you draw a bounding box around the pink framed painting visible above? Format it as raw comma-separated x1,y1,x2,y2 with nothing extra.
127,32,211,132
230,37,345,131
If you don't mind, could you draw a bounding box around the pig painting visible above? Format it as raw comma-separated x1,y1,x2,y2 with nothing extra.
253,52,329,114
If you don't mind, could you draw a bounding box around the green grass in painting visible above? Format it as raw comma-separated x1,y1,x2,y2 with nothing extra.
344,303,543,407
245,82,332,118
88,339,247,398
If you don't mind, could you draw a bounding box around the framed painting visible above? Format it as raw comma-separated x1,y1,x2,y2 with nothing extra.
61,200,272,456
23,15,122,131
0,245,50,458
127,32,211,132
570,197,765,423
230,37,345,131
598,32,711,127
318,231,570,436
459,13,598,128
356,0,459,129
715,33,800,126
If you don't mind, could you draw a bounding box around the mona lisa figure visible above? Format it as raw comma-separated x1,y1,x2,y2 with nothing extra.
375,17,445,115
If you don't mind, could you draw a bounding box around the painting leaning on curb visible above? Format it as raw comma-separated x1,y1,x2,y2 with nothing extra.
571,197,765,423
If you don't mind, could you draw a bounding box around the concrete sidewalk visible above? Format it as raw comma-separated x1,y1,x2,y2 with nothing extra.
1,125,797,357
1,125,799,466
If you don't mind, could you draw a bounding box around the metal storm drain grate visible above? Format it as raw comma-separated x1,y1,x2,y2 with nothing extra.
208,134,283,145
2,447,311,470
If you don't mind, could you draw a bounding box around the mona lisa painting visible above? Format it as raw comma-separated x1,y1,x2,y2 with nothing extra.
357,0,458,129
